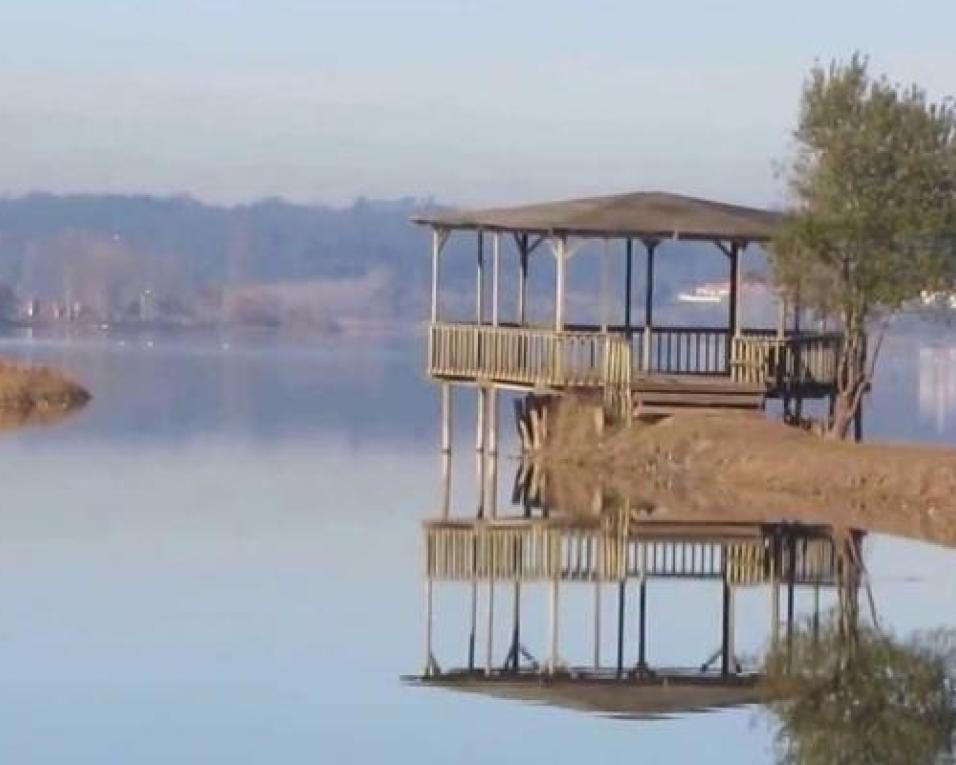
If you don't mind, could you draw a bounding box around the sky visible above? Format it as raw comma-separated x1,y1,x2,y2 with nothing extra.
1,0,954,209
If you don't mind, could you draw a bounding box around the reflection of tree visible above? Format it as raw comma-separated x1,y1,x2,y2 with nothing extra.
763,616,956,764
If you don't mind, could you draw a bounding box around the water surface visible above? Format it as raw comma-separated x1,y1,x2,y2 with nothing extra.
0,329,952,763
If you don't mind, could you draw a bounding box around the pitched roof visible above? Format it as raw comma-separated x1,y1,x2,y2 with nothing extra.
412,191,782,243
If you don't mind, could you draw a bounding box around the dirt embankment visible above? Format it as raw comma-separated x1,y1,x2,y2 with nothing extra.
0,361,90,416
541,399,956,549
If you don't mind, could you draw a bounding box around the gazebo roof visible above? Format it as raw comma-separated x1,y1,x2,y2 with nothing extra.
412,191,782,244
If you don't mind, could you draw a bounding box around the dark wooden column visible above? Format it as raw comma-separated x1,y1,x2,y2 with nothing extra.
624,238,633,333
642,240,657,372
728,241,741,338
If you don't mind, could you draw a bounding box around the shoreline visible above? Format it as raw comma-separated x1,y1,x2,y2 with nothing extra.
540,402,956,550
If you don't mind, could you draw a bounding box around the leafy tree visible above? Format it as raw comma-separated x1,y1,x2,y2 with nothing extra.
762,616,956,765
773,54,956,439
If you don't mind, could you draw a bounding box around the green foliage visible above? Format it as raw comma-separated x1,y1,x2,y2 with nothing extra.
762,615,956,764
773,54,956,437
775,54,956,320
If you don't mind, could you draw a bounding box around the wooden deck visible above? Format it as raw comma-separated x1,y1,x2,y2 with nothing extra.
427,321,842,404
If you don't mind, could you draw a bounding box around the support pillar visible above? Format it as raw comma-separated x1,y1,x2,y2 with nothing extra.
485,580,495,676
624,238,633,333
728,242,741,338
547,578,560,675
468,579,477,671
476,387,486,518
439,383,452,518
476,231,485,323
616,580,626,678
554,237,567,331
642,240,657,372
636,578,648,672
600,238,611,332
593,581,602,670
424,578,435,676
510,581,521,670
430,230,440,322
720,577,732,676
518,234,529,325
491,233,500,327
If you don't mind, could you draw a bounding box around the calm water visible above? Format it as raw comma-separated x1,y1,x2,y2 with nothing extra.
0,329,953,763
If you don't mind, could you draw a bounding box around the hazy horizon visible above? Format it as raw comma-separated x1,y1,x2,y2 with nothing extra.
4,0,955,209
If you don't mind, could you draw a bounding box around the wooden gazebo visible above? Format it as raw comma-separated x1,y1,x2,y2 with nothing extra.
413,191,842,420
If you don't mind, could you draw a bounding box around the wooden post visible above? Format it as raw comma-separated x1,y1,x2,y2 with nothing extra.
439,451,452,519
729,242,742,338
642,240,656,373
853,402,863,443
624,238,633,333
720,576,732,676
554,237,567,332
616,580,626,678
787,532,797,666
547,577,560,674
430,228,441,322
491,233,500,327
511,581,521,670
485,580,495,676
476,230,485,323
468,579,478,671
637,578,648,671
518,234,529,326
600,238,611,333
776,293,787,340
593,581,602,669
424,578,435,676
476,387,486,518
440,383,452,519
440,383,452,454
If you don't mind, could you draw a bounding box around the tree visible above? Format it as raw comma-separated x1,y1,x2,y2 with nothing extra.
762,616,956,765
773,54,956,439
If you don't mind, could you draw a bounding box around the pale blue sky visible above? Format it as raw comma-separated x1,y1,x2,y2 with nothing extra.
1,0,954,207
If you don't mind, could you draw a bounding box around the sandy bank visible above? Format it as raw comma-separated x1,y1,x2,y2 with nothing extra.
541,402,956,549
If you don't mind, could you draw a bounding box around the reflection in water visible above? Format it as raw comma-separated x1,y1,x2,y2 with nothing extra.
410,456,865,720
764,618,956,764
919,345,956,434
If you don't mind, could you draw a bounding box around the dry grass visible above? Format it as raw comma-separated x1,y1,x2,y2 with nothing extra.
0,360,90,413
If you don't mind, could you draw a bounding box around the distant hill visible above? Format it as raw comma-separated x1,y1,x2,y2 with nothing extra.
0,193,770,332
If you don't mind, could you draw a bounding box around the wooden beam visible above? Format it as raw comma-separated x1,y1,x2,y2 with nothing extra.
492,233,500,327
624,238,633,332
729,241,741,339
600,239,611,332
430,227,449,322
642,240,657,372
553,236,567,332
517,234,529,325
476,230,485,323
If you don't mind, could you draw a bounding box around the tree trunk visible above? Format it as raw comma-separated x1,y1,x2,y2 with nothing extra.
826,326,868,441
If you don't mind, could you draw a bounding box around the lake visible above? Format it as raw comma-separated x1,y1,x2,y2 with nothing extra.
0,328,953,763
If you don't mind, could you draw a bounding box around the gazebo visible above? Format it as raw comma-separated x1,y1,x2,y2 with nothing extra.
413,191,842,425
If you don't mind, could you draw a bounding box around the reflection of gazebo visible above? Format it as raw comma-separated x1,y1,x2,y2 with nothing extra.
414,191,843,422
418,512,863,684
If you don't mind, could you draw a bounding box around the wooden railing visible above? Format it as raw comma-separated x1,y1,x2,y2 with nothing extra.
424,519,844,586
641,327,729,374
428,322,631,390
731,332,843,389
429,321,842,393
